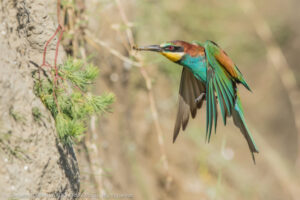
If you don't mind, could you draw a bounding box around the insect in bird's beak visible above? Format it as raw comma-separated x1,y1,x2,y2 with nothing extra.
133,45,162,52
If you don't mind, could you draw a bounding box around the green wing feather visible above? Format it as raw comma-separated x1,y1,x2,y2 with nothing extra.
201,40,258,161
204,41,236,141
206,67,219,142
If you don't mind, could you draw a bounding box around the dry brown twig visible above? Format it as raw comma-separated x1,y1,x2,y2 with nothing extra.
62,0,105,196
40,0,65,113
238,0,300,167
115,0,173,188
86,0,173,189
84,34,142,68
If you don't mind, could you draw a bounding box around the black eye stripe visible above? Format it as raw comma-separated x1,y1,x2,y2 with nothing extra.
163,46,184,52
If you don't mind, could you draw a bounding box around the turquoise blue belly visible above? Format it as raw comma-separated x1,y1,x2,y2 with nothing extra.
180,55,207,82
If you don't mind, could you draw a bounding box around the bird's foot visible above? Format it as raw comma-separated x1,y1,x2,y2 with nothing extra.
195,93,205,103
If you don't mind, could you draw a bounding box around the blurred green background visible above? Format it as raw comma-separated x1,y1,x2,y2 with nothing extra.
69,0,300,199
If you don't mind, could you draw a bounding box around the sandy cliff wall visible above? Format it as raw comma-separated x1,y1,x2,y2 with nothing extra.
0,1,80,199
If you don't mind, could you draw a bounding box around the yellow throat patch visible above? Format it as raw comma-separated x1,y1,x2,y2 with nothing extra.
161,52,184,62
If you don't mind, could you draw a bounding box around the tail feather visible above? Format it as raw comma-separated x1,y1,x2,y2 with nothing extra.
232,94,259,163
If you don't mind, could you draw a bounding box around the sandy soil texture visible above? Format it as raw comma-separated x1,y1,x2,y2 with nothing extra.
0,1,79,199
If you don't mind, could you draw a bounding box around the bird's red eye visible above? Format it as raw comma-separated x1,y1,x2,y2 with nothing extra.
168,46,174,51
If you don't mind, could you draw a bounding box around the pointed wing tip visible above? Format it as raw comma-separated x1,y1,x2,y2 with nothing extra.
173,134,178,143
251,151,259,164
191,110,197,118
251,148,259,164
252,155,256,164
173,129,180,143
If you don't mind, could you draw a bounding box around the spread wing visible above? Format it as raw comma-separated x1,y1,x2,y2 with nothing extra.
193,41,258,161
204,41,237,142
173,67,206,142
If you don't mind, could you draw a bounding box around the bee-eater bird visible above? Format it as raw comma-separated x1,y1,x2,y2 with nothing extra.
134,40,259,162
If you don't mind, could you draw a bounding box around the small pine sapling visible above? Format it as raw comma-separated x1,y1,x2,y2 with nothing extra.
34,57,114,144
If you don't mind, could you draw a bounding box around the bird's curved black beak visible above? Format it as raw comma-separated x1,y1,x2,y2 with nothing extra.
133,45,162,52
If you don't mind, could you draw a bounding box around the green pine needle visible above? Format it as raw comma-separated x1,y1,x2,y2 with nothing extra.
86,93,115,113
59,57,99,91
34,57,114,144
